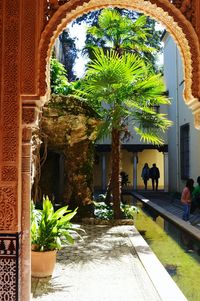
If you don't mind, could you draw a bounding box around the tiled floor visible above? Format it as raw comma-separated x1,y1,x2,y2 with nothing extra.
31,225,161,301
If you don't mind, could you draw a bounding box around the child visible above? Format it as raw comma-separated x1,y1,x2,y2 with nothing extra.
181,178,194,221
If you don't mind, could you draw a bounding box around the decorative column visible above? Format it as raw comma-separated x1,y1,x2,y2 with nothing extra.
21,99,43,301
101,153,106,192
20,1,45,297
133,153,138,190
21,126,32,301
163,152,169,192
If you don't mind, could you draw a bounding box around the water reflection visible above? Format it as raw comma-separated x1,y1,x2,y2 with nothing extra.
135,201,200,301
136,199,200,256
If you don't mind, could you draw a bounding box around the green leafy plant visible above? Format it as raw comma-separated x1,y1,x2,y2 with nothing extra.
94,201,114,220
121,204,139,219
50,57,78,95
31,196,82,251
94,200,139,220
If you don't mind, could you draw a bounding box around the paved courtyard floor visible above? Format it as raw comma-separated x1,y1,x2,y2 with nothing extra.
31,225,162,301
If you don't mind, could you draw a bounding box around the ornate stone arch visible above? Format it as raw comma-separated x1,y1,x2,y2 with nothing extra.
38,0,200,127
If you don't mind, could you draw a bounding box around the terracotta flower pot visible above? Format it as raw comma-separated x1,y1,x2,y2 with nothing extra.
31,250,57,277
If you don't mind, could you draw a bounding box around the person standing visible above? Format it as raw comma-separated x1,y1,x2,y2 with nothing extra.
141,163,150,190
191,176,200,213
149,163,160,191
181,178,194,221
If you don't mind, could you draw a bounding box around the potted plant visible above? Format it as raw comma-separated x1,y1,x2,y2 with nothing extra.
31,196,81,277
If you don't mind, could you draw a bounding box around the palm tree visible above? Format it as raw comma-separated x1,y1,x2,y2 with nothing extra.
80,49,171,218
86,9,155,62
83,8,169,218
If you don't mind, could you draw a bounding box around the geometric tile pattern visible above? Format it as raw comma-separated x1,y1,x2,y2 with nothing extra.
0,233,21,301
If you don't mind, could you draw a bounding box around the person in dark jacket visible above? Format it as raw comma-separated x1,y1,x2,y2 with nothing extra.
141,163,150,190
149,163,160,191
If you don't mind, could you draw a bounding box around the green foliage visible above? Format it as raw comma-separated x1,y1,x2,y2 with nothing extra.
84,8,161,69
121,204,139,219
79,48,172,144
94,200,139,220
31,196,82,252
120,171,130,187
94,202,114,220
87,10,153,53
75,8,162,70
50,58,73,95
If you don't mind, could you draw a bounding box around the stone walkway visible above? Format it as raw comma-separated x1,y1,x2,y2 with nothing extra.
31,225,162,301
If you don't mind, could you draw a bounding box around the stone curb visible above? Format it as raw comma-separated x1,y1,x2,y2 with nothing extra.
133,192,200,241
81,217,134,225
129,226,188,301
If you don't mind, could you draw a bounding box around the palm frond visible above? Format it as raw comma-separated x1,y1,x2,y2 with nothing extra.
134,15,147,27
124,100,157,114
133,110,172,132
75,45,172,143
134,126,164,145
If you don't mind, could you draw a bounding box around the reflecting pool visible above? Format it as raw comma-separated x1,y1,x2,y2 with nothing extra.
135,202,200,301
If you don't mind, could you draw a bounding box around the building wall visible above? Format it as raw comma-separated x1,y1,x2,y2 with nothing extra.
93,152,111,189
163,34,179,192
136,150,164,190
163,33,200,193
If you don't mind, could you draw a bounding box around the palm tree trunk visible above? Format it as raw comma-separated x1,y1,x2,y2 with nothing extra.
111,128,121,219
105,177,112,205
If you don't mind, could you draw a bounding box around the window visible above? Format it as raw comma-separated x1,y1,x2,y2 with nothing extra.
149,105,160,113
180,124,189,179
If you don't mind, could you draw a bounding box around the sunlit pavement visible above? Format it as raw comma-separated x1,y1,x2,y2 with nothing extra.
31,225,162,301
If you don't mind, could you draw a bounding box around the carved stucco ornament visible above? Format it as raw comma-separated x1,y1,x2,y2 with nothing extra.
172,0,195,27
194,111,200,130
44,0,196,28
39,0,200,129
0,188,18,231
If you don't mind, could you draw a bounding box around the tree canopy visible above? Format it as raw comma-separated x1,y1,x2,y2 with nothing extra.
75,8,163,71
56,8,164,79
80,47,171,145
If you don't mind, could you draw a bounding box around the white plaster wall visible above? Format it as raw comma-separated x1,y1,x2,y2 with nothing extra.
163,32,200,192
177,54,200,191
137,149,164,189
163,33,179,192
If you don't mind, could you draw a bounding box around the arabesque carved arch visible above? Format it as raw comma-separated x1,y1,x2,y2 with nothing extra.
38,0,200,128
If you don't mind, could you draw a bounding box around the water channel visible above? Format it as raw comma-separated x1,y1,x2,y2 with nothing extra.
134,200,200,301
